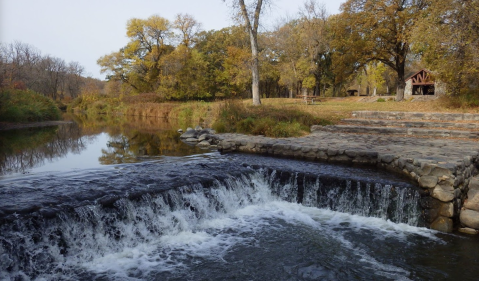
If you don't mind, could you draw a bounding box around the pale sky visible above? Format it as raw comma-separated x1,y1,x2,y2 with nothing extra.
0,0,343,80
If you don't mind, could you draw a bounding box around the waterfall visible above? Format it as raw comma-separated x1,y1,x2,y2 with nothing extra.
0,168,421,280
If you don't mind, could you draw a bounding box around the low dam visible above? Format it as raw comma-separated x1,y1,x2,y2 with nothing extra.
2,152,472,280
215,111,479,234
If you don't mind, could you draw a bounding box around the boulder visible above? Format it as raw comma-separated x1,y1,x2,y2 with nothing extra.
197,140,211,147
180,129,198,139
379,154,395,164
418,163,435,176
430,216,453,232
469,177,479,190
458,227,479,235
185,138,199,142
418,176,438,189
439,202,454,217
430,165,454,177
197,129,214,136
460,209,479,229
431,184,454,202
464,188,479,211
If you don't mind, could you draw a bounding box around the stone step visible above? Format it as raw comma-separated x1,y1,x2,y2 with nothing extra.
311,125,479,139
352,111,479,121
341,119,479,130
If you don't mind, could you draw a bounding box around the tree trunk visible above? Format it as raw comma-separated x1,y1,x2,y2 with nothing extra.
238,0,262,106
250,31,261,105
395,67,405,101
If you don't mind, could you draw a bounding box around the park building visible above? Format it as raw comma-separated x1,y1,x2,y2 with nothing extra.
404,69,446,99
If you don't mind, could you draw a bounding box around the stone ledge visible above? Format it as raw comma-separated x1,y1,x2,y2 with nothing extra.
351,111,479,121
311,125,479,139
341,119,479,130
216,131,479,233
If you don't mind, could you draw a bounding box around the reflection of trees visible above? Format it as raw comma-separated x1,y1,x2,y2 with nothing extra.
69,113,206,165
98,130,203,165
99,136,137,164
0,123,94,175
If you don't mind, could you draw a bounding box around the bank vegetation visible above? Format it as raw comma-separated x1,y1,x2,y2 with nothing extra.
1,0,478,128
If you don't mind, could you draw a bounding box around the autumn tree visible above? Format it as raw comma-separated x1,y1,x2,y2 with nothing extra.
334,0,429,101
98,15,174,93
298,1,332,96
412,0,479,96
194,27,250,98
225,0,268,105
174,13,202,48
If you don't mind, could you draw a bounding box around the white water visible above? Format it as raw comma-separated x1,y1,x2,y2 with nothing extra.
1,170,439,281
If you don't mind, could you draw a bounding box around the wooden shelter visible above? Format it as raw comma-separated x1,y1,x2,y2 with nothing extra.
404,69,445,98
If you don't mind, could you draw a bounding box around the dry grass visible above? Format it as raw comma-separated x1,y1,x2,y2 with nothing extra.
245,96,479,124
126,103,177,119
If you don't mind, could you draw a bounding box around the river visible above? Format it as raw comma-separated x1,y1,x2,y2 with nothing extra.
0,115,478,280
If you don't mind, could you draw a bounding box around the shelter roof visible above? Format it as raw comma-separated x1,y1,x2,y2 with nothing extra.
405,69,435,85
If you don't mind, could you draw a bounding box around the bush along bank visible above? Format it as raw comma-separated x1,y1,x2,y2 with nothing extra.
212,101,333,138
0,89,61,122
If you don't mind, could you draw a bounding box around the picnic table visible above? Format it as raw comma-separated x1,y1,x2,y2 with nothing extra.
295,95,321,104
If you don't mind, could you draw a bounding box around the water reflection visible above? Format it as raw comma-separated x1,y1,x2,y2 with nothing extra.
0,114,207,176
0,123,94,175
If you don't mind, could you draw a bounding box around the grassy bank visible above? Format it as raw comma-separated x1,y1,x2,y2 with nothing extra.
0,89,61,122
212,101,333,137
69,93,476,138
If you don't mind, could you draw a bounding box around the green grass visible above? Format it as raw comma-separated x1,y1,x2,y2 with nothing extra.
0,89,61,122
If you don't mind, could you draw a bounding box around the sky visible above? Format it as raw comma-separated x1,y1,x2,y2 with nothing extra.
0,0,343,80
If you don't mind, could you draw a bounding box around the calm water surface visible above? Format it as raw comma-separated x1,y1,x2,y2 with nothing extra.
1,114,479,281
0,114,207,178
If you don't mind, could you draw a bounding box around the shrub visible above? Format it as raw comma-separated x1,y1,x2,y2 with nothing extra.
0,89,61,122
377,98,386,102
211,101,330,137
270,122,303,138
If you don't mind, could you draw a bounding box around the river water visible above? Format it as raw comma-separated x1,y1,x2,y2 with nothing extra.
0,115,478,281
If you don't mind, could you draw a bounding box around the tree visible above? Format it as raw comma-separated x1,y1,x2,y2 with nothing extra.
334,0,429,101
194,27,250,99
298,1,332,96
174,13,202,48
98,15,174,93
412,0,479,96
225,0,267,105
271,19,303,98
366,61,386,96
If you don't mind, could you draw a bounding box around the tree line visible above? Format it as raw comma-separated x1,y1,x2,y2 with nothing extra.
1,0,477,103
0,42,103,101
98,0,478,102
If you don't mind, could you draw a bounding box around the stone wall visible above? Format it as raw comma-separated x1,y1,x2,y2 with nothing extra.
216,133,479,233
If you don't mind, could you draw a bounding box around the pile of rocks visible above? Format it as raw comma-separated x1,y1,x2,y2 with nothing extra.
179,126,220,148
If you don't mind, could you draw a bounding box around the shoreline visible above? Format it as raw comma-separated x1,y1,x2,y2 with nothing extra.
0,121,73,131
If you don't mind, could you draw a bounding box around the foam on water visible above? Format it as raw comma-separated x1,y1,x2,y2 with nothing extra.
78,183,436,280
